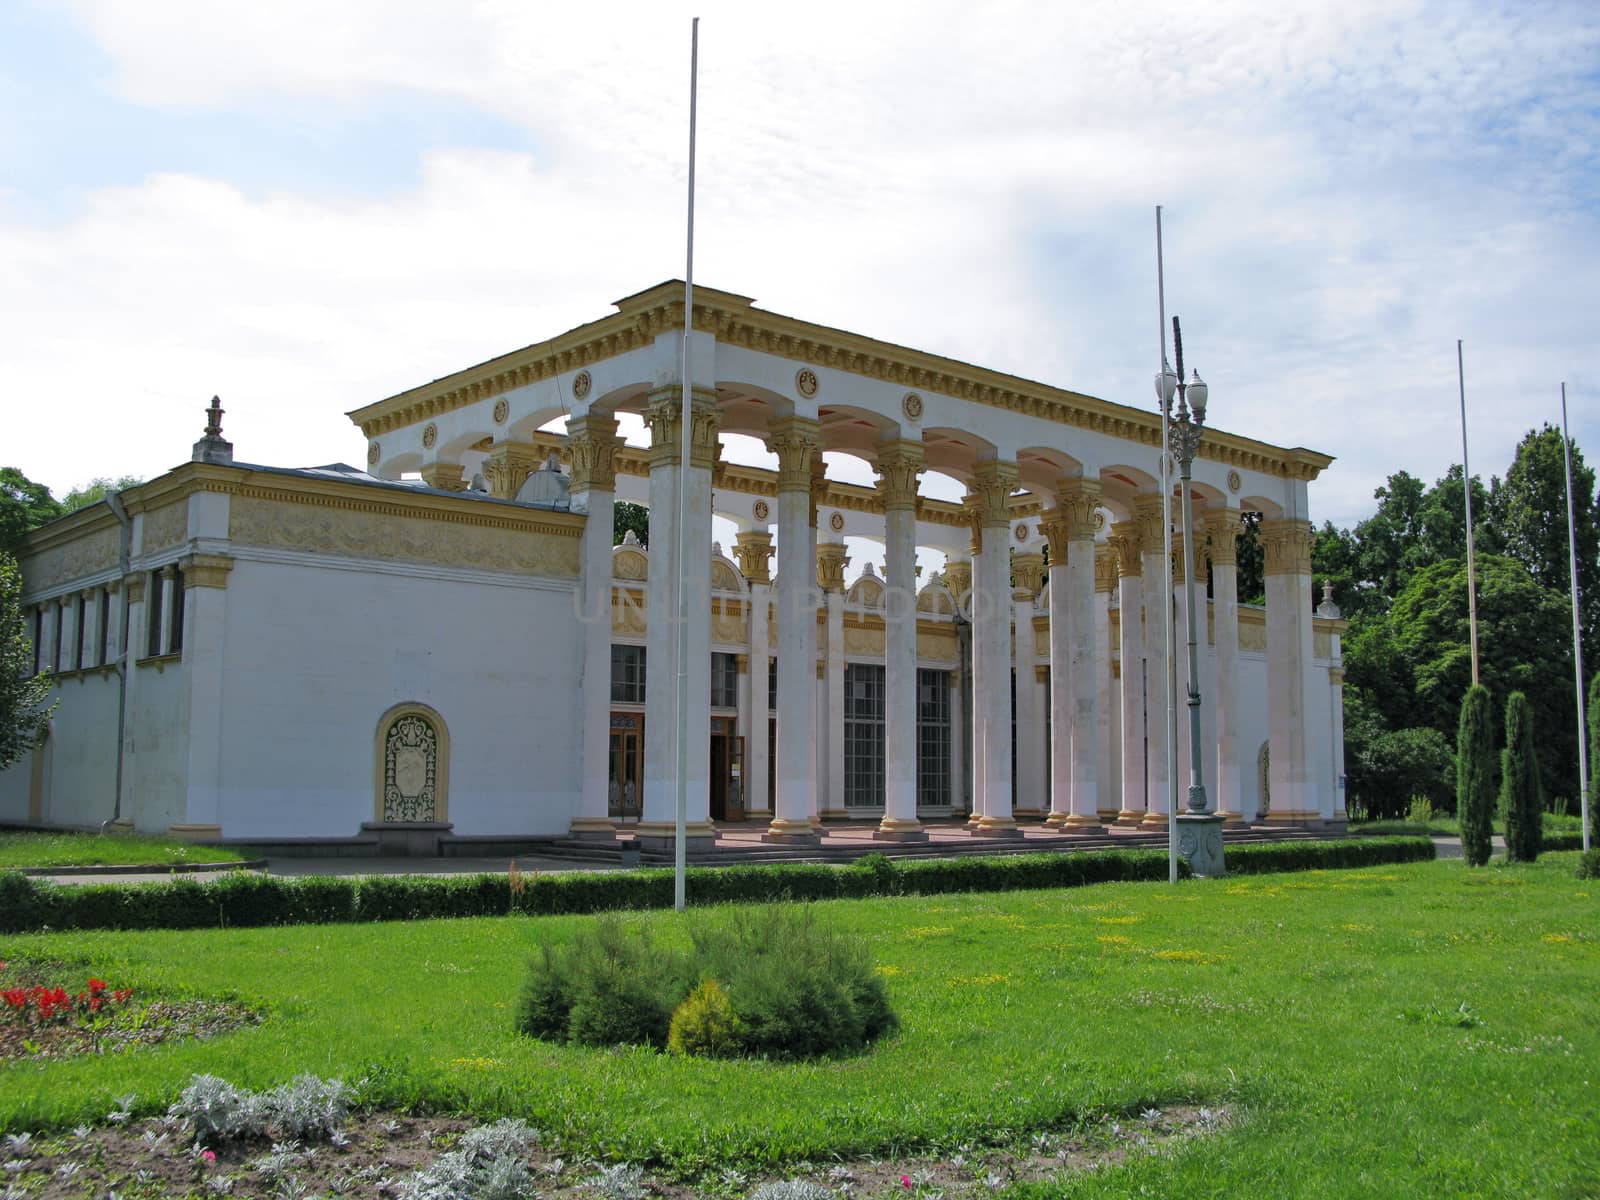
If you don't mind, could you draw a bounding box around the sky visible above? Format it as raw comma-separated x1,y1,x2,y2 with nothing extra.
2,0,1597,537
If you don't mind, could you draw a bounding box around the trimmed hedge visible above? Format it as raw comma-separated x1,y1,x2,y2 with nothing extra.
1223,836,1435,875
0,838,1435,933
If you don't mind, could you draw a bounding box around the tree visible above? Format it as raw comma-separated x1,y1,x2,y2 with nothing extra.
1501,692,1541,862
1488,425,1599,671
1457,684,1495,867
1589,674,1599,817
614,501,649,548
0,467,62,556
0,553,55,770
1346,724,1454,821
1235,510,1264,606
61,475,143,513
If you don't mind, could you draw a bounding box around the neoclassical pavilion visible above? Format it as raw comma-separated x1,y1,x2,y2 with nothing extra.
4,282,1345,850
344,282,1344,851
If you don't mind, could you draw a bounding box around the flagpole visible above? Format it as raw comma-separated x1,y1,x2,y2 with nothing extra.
1561,382,1590,852
673,16,700,912
1458,340,1480,686
1156,206,1177,885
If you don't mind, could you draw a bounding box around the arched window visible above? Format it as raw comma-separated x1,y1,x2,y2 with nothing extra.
375,703,450,823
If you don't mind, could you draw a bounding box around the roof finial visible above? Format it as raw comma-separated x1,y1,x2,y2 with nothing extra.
192,394,234,464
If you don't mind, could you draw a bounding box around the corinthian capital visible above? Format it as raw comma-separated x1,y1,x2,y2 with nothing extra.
564,413,622,493
1108,521,1143,577
766,417,822,493
874,440,925,512
1202,508,1242,568
1260,518,1314,576
969,460,1020,528
645,387,720,469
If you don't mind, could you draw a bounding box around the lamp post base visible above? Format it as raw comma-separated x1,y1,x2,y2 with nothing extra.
1176,812,1226,878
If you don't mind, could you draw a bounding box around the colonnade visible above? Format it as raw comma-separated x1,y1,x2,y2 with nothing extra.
558,395,1332,850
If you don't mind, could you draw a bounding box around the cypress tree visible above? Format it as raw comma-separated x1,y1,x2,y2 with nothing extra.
1457,684,1495,867
1501,692,1542,862
1589,674,1599,813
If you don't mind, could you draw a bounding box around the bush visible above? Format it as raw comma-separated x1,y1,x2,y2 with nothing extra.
1458,684,1496,867
520,907,892,1059
1501,692,1543,863
1223,837,1435,875
1407,797,1436,825
667,978,743,1057
1576,848,1600,880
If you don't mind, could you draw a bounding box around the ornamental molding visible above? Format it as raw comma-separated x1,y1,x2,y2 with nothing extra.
1051,478,1102,542
816,542,850,593
969,461,1020,528
766,417,822,493
346,282,1332,484
1202,508,1243,568
564,413,623,492
1108,521,1142,577
181,553,234,589
482,442,545,499
421,423,438,449
1095,544,1119,593
733,530,775,584
572,369,592,400
1260,518,1315,576
795,367,819,398
492,398,509,425
902,392,924,421
367,442,381,465
1131,495,1169,549
644,388,721,469
376,703,449,824
1012,551,1046,598
942,561,973,599
874,439,924,512
419,464,468,492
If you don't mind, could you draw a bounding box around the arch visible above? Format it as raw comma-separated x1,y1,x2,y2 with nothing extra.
818,403,901,458
711,553,746,594
376,451,421,481
1016,447,1084,502
436,425,496,461
374,702,450,823
709,381,798,438
1239,493,1285,519
612,540,649,581
847,569,886,609
921,426,997,481
917,579,959,615
508,401,581,444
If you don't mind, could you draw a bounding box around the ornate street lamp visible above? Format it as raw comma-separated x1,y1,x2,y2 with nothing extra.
1155,316,1225,874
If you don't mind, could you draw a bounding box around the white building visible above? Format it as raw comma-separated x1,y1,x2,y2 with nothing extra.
1,282,1347,853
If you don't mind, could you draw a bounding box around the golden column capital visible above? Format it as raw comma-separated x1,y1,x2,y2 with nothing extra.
1095,543,1118,594
1054,477,1103,538
1108,521,1143,578
565,412,623,492
483,441,543,499
816,543,850,593
733,530,775,585
765,417,822,494
1012,551,1046,598
418,463,468,492
1203,507,1243,568
969,460,1020,528
1132,493,1169,549
182,554,234,590
644,387,720,470
874,439,925,512
943,560,973,598
1260,518,1315,576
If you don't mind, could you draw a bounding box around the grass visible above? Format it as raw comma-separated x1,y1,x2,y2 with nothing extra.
1351,811,1585,838
2,855,1597,1197
0,831,251,869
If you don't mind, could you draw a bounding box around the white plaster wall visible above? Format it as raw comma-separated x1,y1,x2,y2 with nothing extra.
1234,651,1272,816
29,673,123,827
213,556,582,839
124,661,190,833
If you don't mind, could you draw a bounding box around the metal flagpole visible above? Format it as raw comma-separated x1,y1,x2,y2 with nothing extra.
1156,206,1177,885
673,16,700,912
1560,382,1591,852
1458,340,1480,686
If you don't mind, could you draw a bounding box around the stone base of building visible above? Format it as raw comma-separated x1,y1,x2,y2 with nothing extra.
874,818,928,843
970,817,1025,839
1215,809,1250,830
1115,810,1145,828
360,821,452,856
633,820,719,854
763,817,821,846
1060,814,1104,833
1176,812,1226,877
1140,811,1171,829
1096,808,1120,825
1013,806,1046,821
1261,809,1323,828
566,818,618,841
167,823,222,842
109,818,135,833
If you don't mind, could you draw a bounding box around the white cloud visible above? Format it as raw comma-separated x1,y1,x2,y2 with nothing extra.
4,0,1596,530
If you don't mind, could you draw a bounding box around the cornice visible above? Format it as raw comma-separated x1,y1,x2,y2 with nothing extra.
348,280,1334,481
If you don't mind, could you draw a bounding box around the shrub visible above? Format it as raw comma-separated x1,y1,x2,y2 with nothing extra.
1457,684,1496,867
170,1074,260,1143
395,1118,536,1200
516,917,686,1049
1501,692,1543,863
751,1182,837,1200
667,977,743,1057
1590,674,1600,809
1223,837,1435,875
1407,797,1435,825
170,1072,351,1145
1576,848,1600,880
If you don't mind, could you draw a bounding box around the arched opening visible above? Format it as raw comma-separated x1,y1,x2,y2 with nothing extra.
374,703,450,823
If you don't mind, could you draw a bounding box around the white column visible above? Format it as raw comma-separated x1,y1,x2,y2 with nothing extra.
1110,523,1146,824
175,553,233,839
1205,509,1244,825
638,389,719,849
948,666,965,815
83,589,103,669
1043,533,1073,827
877,441,927,839
39,601,59,673
1135,495,1172,827
1051,479,1103,829
1095,543,1117,823
973,461,1019,834
1171,537,1193,804
566,413,622,839
735,532,775,822
1011,573,1045,820
1319,583,1348,827
159,564,178,655
58,596,78,673
766,419,822,842
819,544,849,821
105,580,124,666
1263,518,1320,825
944,558,975,819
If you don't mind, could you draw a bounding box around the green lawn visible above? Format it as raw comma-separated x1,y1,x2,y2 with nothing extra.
1351,811,1586,838
2,855,1596,1197
0,830,252,869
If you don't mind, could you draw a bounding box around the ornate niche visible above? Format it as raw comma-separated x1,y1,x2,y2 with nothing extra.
375,703,450,823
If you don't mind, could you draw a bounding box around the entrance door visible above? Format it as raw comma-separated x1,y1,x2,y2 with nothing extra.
709,717,744,822
608,713,643,821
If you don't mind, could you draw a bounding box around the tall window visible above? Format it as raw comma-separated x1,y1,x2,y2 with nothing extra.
31,607,42,676
917,668,952,807
844,663,886,808
97,588,111,666
169,567,185,653
610,644,646,703
52,601,63,668
74,593,87,668
768,656,778,711
146,570,164,658
710,652,739,710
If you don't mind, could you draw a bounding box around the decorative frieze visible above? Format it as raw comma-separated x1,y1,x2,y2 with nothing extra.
564,413,623,493
1260,518,1315,576
733,531,775,585
874,440,925,512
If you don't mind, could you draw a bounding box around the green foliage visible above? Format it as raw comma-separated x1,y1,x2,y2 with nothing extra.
520,908,890,1058
1348,725,1455,820
1457,685,1496,867
60,475,144,513
1222,836,1435,874
0,466,62,555
1576,847,1600,879
1407,797,1435,825
667,977,743,1058
1590,674,1599,809
613,500,649,547
0,831,252,869
0,552,57,770
1500,692,1542,862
